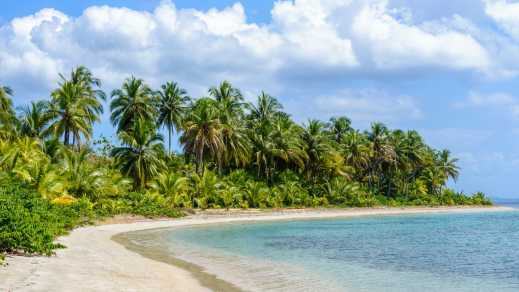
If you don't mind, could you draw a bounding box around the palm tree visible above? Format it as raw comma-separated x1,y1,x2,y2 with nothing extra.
0,86,16,138
301,119,330,180
180,98,223,174
157,82,190,154
57,147,100,198
209,81,243,103
328,116,352,143
437,149,460,182
366,122,395,190
342,130,370,177
248,92,283,131
111,119,165,189
111,76,157,133
48,81,97,146
18,101,51,138
209,81,249,172
0,86,14,118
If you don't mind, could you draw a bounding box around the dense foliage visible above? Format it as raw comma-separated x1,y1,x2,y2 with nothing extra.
0,66,492,259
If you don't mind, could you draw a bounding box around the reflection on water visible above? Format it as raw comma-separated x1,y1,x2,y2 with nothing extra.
130,211,519,292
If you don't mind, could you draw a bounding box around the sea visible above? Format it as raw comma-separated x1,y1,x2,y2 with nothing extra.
126,206,519,291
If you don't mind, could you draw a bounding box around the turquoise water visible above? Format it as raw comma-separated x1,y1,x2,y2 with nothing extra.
163,211,519,291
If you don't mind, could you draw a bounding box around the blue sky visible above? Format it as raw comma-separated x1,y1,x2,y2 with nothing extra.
1,0,519,198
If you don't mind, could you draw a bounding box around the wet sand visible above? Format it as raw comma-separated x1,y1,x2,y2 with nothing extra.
1,206,513,292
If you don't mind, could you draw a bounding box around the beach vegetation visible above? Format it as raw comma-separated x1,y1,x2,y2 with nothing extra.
0,67,493,260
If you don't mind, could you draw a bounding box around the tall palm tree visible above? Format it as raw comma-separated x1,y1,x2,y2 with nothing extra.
61,66,105,146
111,119,165,189
18,101,51,138
48,82,98,146
157,82,190,154
47,67,104,147
111,76,157,133
180,98,223,174
366,122,395,190
209,81,249,172
342,130,370,179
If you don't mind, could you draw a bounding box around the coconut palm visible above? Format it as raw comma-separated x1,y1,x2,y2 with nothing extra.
63,66,105,122
0,86,16,138
112,119,165,189
208,81,250,172
47,81,95,146
328,116,351,143
111,76,157,133
301,119,330,180
47,67,105,147
0,86,14,118
209,80,243,103
342,130,370,177
248,92,283,131
157,82,190,154
18,101,51,138
180,98,223,174
149,171,190,206
366,122,395,190
437,149,460,182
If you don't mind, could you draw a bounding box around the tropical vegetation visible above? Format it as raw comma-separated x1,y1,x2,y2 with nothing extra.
0,66,492,260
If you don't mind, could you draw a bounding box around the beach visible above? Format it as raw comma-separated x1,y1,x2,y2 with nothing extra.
0,206,513,292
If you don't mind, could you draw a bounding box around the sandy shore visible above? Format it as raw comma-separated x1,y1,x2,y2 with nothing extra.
0,206,514,292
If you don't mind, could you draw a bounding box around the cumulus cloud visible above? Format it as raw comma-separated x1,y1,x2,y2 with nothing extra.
351,1,490,70
484,0,519,39
0,0,499,101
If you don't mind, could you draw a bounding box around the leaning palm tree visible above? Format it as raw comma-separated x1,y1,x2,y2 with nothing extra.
157,82,190,154
180,98,223,174
111,76,157,133
111,119,165,189
437,149,460,182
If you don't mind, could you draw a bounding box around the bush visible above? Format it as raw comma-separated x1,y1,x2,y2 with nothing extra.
0,181,94,259
93,192,184,218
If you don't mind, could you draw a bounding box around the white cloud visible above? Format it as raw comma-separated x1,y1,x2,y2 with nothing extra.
310,89,422,123
0,0,498,100
351,1,490,70
484,0,519,39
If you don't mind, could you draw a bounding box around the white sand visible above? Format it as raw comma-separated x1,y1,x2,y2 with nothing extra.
0,206,513,292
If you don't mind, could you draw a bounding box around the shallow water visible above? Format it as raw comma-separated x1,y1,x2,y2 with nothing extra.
133,211,519,291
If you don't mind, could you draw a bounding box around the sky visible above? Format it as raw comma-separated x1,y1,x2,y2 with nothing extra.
1,0,519,198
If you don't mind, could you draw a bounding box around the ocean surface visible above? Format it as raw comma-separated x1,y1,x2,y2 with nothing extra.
132,209,519,291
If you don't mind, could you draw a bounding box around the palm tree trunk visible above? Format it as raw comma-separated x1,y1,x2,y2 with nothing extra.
168,127,172,155
64,128,70,145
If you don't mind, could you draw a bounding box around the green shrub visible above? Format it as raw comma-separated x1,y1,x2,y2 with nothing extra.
0,181,94,259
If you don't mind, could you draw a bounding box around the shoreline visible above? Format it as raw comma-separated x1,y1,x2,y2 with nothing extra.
1,206,514,292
